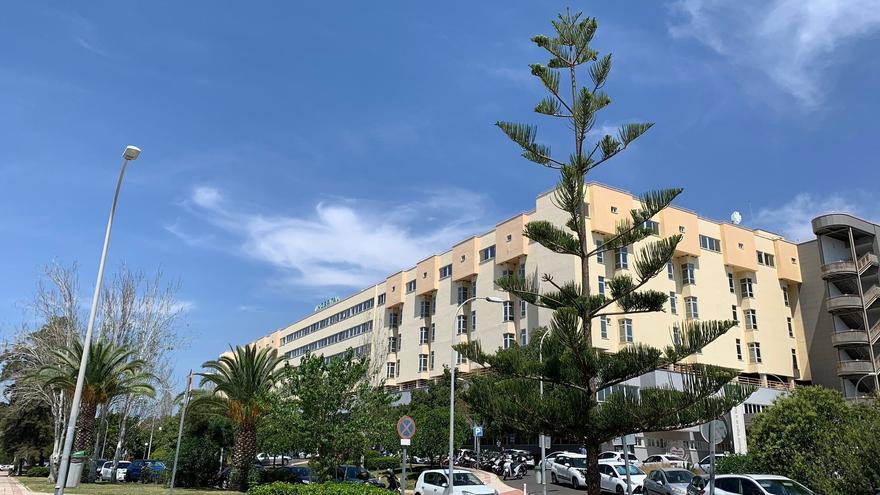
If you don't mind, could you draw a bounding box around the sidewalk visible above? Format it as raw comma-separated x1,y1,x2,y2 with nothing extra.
470,469,522,495
0,474,30,495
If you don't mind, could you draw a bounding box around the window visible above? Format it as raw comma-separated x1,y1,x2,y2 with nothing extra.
471,280,477,297
502,268,515,278
520,327,528,346
457,285,469,305
388,312,400,327
396,359,400,376
456,352,467,365
757,251,775,267
679,225,686,234
615,248,628,270
669,292,677,314
418,354,428,372
419,327,429,344
520,300,527,318
745,309,757,330
503,301,514,321
431,323,436,342
480,245,496,262
731,305,739,322
430,351,435,370
598,276,606,296
600,316,609,339
748,342,762,364
728,273,735,293
439,264,452,279
619,318,633,343
643,220,660,235
735,338,743,360
471,310,476,331
406,280,416,293
419,299,431,317
456,315,467,334
378,293,386,305
715,479,740,493
611,206,618,214
787,317,794,338
460,254,466,263
519,263,526,279
386,362,396,378
596,240,605,263
506,233,512,243
782,285,790,306
388,336,398,353
685,297,699,319
667,261,674,280
699,235,722,252
681,263,695,285
791,349,799,371
740,277,754,298
503,333,515,349
672,323,682,346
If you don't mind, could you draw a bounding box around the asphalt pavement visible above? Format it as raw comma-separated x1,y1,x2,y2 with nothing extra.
505,469,582,495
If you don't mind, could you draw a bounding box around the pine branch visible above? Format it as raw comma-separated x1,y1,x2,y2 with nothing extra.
523,220,582,255
496,121,564,168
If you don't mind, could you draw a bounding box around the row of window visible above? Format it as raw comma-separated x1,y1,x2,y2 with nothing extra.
699,234,722,252
321,344,371,363
284,321,373,359
281,298,374,345
386,350,470,378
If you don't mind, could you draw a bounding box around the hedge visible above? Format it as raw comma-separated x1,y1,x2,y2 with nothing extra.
249,482,390,495
27,467,50,478
364,456,399,471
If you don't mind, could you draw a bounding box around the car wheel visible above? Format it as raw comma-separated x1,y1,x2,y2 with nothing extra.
551,472,558,484
572,476,580,490
616,485,624,495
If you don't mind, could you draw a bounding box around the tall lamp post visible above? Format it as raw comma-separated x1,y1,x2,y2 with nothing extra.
447,295,503,495
538,329,554,495
54,146,141,495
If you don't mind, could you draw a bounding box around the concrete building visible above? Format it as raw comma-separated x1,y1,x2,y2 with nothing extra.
238,182,809,458
799,214,880,401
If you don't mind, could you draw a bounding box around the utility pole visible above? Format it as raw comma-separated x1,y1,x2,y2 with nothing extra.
169,371,193,495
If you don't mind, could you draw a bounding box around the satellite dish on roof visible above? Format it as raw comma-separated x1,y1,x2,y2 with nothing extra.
731,211,742,225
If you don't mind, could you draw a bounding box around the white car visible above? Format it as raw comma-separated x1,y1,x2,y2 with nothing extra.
0,464,13,471
598,450,641,465
697,474,814,495
414,469,497,495
100,461,130,482
643,454,691,469
697,454,727,474
257,453,291,466
539,451,569,471
550,452,588,489
598,462,647,494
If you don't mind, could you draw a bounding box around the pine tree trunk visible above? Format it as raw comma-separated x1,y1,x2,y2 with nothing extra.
74,401,98,453
585,440,601,495
232,423,257,491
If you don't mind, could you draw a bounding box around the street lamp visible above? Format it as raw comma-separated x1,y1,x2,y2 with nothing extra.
54,145,141,495
538,329,554,495
854,372,879,398
447,295,503,495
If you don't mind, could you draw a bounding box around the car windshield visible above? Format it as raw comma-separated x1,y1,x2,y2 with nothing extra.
756,479,814,495
666,471,693,483
119,462,130,468
567,458,587,468
290,467,311,477
451,473,483,486
614,465,644,475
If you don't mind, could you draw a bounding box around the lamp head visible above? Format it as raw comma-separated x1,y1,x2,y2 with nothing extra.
485,296,504,303
123,145,141,161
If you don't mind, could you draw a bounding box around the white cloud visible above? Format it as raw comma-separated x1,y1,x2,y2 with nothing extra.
168,300,195,314
754,192,878,242
171,186,493,288
668,0,880,108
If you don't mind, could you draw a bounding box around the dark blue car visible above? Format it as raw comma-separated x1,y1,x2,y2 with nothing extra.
125,459,166,482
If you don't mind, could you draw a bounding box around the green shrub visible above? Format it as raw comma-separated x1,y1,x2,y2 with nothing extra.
715,454,765,475
364,456,399,471
248,481,390,495
26,466,50,478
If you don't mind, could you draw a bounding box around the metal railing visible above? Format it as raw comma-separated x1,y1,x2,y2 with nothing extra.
858,253,879,273
865,285,880,307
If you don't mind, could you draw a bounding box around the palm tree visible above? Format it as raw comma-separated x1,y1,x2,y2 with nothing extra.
36,339,156,453
195,345,284,491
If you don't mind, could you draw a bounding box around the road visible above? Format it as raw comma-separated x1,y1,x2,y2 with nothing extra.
502,469,582,495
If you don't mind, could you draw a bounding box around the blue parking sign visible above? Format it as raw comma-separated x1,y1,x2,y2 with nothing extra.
473,426,484,437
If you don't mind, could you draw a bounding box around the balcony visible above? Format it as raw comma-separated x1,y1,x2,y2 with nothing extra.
865,285,880,307
821,260,857,279
837,360,874,376
828,294,863,313
831,330,870,347
858,253,879,273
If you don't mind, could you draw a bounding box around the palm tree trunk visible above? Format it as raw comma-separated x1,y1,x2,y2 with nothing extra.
75,401,98,453
232,423,257,491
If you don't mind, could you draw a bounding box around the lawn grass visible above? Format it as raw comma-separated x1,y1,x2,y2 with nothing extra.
17,477,238,495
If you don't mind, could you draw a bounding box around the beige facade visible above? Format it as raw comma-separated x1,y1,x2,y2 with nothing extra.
242,182,808,391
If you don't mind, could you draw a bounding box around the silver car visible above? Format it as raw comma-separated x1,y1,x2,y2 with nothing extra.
644,469,693,495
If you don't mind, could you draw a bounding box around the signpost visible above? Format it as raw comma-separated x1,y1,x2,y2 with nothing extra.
620,435,635,495
700,420,728,495
397,416,416,495
473,426,483,461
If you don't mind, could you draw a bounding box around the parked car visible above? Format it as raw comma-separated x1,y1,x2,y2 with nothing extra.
550,452,588,489
598,462,647,494
697,454,727,474
100,461,130,482
335,465,381,485
283,465,318,484
93,459,106,478
539,451,569,471
257,453,291,466
0,464,14,472
414,469,496,495
643,454,691,470
217,463,264,489
687,474,814,495
599,451,641,465
643,468,694,495
125,459,166,482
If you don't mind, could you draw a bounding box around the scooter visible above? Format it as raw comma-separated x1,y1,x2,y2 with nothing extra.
384,470,400,491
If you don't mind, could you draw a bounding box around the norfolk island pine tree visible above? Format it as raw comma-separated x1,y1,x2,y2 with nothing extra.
455,10,753,495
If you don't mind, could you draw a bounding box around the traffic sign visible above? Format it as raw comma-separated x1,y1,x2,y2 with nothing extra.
473,426,484,438
397,416,416,440
700,420,728,445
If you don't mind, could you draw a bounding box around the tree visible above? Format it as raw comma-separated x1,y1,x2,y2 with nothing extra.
276,350,394,481
194,345,285,492
157,412,234,488
744,387,872,494
33,338,156,455
457,10,750,494
401,369,469,465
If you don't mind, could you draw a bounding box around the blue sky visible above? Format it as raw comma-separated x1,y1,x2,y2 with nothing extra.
2,1,880,386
